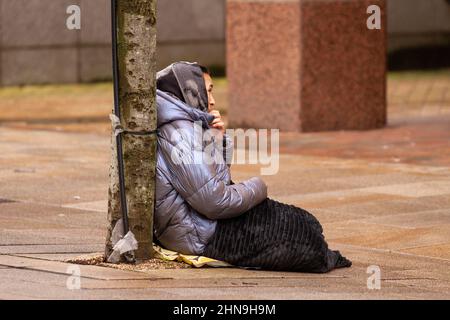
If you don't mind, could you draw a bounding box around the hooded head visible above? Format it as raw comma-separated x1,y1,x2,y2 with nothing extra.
156,62,209,113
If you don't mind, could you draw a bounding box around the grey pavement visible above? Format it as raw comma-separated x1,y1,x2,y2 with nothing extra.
1,113,450,299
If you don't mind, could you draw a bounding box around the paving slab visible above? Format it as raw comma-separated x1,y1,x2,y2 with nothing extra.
0,255,163,281
2,265,444,300
0,201,106,228
0,176,108,205
141,282,444,300
280,192,406,210
302,208,364,224
323,221,408,243
0,268,175,300
400,243,450,260
323,172,444,188
124,267,347,281
360,180,450,198
11,253,96,262
331,224,450,251
319,196,450,217
0,227,104,246
62,200,108,213
0,244,103,255
331,243,450,279
359,209,450,228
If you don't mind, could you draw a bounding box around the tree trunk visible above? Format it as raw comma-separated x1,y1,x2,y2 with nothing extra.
105,0,157,260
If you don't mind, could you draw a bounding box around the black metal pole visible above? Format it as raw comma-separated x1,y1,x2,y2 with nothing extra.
111,0,129,235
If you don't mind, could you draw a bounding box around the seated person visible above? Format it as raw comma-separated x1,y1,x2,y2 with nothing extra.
154,61,351,272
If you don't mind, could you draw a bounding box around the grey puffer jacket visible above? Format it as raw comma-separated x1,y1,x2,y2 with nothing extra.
154,90,267,255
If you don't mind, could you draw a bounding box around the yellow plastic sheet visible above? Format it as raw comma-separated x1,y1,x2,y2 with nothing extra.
153,244,232,268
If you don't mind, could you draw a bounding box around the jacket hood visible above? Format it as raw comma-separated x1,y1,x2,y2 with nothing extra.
156,61,209,113
157,90,214,128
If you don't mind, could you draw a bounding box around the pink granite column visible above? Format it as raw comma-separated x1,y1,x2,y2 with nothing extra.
227,0,387,132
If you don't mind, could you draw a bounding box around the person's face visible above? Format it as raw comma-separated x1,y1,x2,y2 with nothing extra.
203,73,215,112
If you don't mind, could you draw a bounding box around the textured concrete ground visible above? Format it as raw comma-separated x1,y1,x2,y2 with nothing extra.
0,72,449,299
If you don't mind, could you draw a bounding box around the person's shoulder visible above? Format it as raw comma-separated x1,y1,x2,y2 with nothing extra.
158,118,197,142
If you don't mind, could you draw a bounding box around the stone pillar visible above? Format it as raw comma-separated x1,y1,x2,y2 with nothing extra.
227,0,387,132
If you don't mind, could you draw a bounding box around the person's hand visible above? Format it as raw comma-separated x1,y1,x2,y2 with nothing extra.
209,110,225,136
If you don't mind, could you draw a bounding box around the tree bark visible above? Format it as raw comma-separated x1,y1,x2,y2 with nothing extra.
105,0,157,260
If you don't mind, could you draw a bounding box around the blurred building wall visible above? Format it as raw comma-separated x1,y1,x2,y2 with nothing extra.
0,0,448,86
387,0,450,53
0,0,225,86
157,0,225,71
